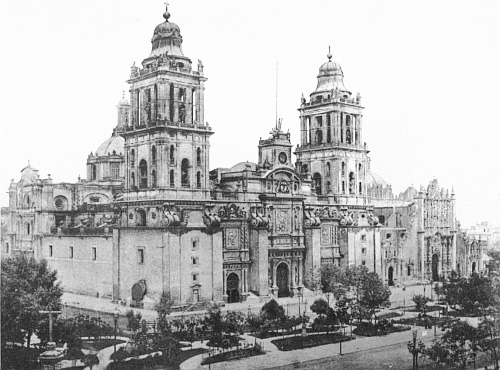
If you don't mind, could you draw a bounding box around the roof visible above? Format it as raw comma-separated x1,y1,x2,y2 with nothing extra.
366,171,389,187
229,161,257,172
95,133,124,156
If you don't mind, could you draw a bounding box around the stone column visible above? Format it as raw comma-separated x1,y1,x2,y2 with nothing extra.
300,116,307,146
222,270,228,303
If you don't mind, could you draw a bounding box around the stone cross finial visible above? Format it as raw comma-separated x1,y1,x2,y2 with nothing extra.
163,2,170,20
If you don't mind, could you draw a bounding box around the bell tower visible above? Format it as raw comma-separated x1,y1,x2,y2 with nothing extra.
295,51,369,205
120,5,213,200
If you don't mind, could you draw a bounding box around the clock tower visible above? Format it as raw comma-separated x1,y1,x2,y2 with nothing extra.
257,120,293,170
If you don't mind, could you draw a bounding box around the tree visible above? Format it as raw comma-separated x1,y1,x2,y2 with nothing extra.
426,320,481,369
153,292,180,366
438,271,465,311
82,353,100,370
310,298,330,318
487,249,500,276
261,299,285,321
246,313,265,339
311,298,337,334
439,272,496,316
320,264,348,306
477,309,500,370
154,292,174,334
203,305,245,348
357,271,391,326
1,254,63,348
125,309,142,333
413,294,432,315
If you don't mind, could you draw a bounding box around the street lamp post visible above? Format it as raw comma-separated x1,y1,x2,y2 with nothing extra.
407,330,425,370
113,308,120,356
339,325,347,355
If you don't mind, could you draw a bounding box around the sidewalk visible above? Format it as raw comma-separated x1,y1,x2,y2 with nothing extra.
61,291,322,326
180,323,438,370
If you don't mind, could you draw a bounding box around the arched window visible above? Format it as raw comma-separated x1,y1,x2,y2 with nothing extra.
326,181,331,194
91,165,97,180
181,159,190,187
313,173,322,195
301,164,308,174
170,170,175,187
152,170,157,188
26,222,31,235
349,172,355,194
327,115,332,143
359,182,362,194
326,162,331,177
315,130,323,144
139,160,148,189
358,163,362,173
131,172,135,188
169,145,175,164
130,149,135,166
342,180,345,194
346,128,352,144
340,114,344,143
196,147,201,166
169,84,175,122
307,117,311,144
341,162,345,177
24,194,30,208
196,171,201,188
151,146,157,164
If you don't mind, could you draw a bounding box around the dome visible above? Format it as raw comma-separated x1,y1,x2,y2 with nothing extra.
149,6,185,58
319,61,342,75
366,171,389,188
315,53,348,93
230,161,257,172
95,134,124,157
118,95,129,106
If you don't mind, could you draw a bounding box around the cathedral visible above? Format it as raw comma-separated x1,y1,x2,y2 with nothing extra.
3,6,469,309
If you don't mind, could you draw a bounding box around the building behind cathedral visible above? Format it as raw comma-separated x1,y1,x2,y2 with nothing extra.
2,6,479,309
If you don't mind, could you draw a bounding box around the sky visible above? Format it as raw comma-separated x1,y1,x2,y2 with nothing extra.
0,0,499,228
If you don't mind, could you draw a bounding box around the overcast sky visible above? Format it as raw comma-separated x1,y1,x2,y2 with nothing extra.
1,0,499,228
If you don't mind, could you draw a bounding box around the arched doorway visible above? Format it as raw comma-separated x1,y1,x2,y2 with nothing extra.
226,273,240,303
432,254,439,281
276,263,289,298
388,266,394,286
472,262,476,273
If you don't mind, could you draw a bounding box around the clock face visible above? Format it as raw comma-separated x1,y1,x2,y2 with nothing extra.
278,152,287,164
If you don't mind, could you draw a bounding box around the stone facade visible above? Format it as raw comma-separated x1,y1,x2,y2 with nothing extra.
4,6,472,308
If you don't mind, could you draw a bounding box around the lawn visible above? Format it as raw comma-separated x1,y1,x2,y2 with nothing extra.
82,338,126,351
396,316,458,328
1,346,41,370
352,322,411,337
271,333,352,351
201,345,264,365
